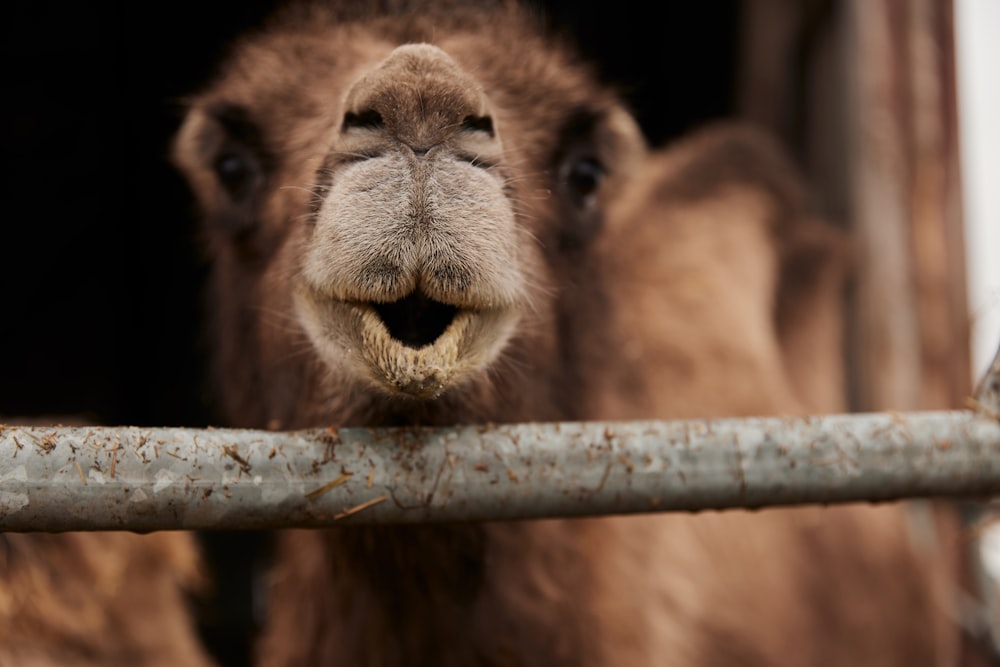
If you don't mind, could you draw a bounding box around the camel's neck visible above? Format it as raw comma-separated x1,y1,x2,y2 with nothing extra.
259,520,605,667
328,524,490,663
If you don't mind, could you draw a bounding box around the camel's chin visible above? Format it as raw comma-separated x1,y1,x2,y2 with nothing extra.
295,288,520,399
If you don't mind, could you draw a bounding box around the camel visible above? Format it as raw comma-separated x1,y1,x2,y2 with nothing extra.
169,0,967,664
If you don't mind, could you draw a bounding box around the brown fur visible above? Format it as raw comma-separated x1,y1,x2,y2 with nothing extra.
0,417,214,667
171,1,962,665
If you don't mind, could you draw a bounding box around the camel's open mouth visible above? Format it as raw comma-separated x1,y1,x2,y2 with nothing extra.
295,282,520,399
371,292,459,348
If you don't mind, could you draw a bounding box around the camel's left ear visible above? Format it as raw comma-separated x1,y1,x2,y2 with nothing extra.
774,216,854,413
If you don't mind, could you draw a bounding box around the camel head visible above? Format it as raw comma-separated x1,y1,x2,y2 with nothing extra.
171,5,645,425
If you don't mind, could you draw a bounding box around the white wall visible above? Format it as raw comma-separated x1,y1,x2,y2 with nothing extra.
955,0,1000,382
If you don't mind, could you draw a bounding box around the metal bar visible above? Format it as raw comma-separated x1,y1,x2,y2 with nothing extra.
1,409,998,532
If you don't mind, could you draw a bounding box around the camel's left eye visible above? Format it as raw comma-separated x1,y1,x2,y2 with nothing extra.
564,156,604,210
555,146,606,249
550,109,611,248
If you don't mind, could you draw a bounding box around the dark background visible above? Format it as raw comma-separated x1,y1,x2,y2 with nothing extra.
1,3,739,665
1,1,739,429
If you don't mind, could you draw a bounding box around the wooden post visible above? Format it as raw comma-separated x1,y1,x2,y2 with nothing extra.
848,0,970,411
739,0,971,412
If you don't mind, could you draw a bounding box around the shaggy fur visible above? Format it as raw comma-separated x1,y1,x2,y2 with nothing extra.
172,1,963,665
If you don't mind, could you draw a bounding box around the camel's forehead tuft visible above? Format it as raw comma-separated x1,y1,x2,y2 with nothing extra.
192,2,607,125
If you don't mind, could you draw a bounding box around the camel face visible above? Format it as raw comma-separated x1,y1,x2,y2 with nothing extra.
296,44,525,398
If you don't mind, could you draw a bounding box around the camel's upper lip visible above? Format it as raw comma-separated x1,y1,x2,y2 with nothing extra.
367,291,460,349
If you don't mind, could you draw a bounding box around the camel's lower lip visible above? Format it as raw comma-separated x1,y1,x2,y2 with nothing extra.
355,303,471,397
295,286,520,399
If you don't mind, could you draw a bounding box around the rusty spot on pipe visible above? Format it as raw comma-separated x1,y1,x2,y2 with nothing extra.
222,444,251,474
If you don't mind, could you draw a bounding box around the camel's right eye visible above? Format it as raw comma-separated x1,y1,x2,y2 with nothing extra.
214,151,255,199
200,104,272,241
205,104,270,207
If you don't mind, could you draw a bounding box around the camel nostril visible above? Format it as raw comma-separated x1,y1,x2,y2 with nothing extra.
342,109,384,131
461,114,494,137
372,292,458,348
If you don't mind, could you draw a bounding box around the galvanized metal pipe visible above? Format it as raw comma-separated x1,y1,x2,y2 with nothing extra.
1,409,998,531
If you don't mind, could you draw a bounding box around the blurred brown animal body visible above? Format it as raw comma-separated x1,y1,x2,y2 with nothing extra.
172,1,959,665
0,417,213,667
0,532,209,667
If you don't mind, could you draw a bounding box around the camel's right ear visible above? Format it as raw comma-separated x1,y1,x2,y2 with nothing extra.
172,103,274,244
